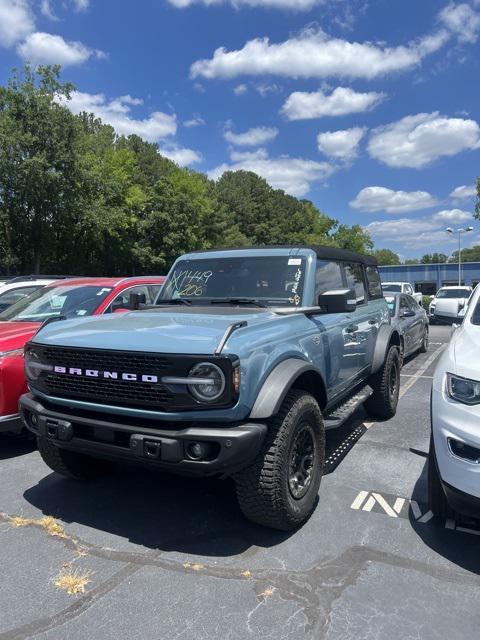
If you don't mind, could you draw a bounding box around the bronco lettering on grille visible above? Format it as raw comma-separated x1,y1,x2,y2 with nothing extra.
53,366,158,383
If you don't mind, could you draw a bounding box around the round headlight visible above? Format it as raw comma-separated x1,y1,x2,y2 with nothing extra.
188,362,226,402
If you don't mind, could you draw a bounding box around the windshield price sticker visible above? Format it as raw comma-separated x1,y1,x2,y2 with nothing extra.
288,258,302,266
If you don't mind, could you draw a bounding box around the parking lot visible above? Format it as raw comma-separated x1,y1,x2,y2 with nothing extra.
0,324,479,640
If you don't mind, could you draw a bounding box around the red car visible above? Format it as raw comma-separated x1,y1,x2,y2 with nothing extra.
0,276,165,434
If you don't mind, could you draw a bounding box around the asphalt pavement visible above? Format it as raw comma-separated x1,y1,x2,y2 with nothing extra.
1,324,479,640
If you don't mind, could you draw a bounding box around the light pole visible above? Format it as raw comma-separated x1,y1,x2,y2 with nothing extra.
446,226,473,286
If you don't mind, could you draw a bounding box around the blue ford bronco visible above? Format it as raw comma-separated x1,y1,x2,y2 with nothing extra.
20,246,401,530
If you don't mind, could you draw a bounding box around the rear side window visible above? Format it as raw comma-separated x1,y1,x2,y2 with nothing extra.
366,266,382,299
315,260,344,297
344,263,366,304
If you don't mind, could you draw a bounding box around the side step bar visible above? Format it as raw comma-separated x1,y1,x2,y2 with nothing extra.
324,385,373,430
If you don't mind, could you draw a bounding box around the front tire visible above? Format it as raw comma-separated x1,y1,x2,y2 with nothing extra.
235,390,325,531
428,436,453,519
37,437,112,479
365,345,400,420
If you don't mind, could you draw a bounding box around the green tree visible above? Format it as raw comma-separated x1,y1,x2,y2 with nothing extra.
332,224,373,254
421,252,448,264
372,248,401,265
0,65,87,273
449,245,480,263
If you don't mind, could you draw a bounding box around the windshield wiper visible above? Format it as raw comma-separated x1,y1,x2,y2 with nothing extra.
157,298,193,306
210,298,267,308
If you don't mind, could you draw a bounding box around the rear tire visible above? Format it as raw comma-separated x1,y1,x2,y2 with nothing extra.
235,390,325,531
428,436,453,519
37,437,112,479
419,327,429,353
365,345,400,420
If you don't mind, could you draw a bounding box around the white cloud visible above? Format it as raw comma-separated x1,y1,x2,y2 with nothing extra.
350,186,438,213
256,83,282,97
0,0,34,47
17,31,104,66
190,25,449,81
169,0,326,9
439,2,480,43
282,86,385,120
233,84,248,95
433,208,473,223
40,0,58,21
183,116,205,127
208,148,334,197
160,144,202,166
317,127,365,160
368,112,480,168
63,91,178,141
450,184,477,200
224,125,278,146
366,217,459,249
72,0,90,10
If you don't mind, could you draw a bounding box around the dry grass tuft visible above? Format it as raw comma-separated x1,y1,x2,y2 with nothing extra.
241,570,252,578
182,562,205,571
9,516,33,528
8,514,66,538
259,587,275,599
54,568,92,596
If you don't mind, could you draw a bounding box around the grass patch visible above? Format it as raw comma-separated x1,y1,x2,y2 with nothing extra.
54,568,92,596
8,515,66,538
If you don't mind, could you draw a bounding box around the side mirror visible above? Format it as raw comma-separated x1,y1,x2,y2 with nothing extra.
129,292,147,310
400,309,415,318
318,289,356,313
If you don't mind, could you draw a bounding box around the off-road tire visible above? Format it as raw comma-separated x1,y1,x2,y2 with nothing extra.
419,327,429,353
37,437,112,479
428,436,453,519
235,390,325,531
365,345,400,420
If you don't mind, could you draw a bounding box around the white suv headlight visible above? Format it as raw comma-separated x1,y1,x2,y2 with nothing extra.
446,373,480,405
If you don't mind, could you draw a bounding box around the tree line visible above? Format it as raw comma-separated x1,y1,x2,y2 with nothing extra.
0,65,375,276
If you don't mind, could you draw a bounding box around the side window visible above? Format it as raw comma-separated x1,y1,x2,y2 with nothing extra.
405,284,413,295
365,266,382,299
150,284,163,301
399,296,410,314
406,296,418,312
315,260,344,297
105,285,151,313
344,263,366,304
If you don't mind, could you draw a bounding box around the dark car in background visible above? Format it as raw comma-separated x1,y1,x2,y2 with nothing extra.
384,292,429,362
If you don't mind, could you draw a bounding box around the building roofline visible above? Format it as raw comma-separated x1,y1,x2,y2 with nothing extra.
379,261,480,268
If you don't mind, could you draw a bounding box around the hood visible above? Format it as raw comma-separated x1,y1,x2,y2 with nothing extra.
453,323,480,380
31,308,277,355
0,321,40,351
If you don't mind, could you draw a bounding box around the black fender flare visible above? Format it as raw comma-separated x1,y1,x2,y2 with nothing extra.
250,359,320,420
371,324,400,374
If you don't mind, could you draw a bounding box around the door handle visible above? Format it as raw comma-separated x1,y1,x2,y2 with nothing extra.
345,324,358,333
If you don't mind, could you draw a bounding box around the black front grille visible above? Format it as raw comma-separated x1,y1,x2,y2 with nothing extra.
42,347,173,375
44,374,174,409
29,345,234,411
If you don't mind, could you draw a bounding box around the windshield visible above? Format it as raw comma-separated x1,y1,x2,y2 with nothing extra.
382,284,401,293
436,288,470,299
157,256,306,306
384,295,396,317
0,285,113,322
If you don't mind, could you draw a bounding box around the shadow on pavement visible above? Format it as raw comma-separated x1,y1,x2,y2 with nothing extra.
23,464,294,557
0,433,36,460
409,459,480,575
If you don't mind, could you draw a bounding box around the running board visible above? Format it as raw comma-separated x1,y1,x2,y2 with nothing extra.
324,385,373,430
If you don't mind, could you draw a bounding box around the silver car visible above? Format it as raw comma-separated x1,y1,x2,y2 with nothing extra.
384,293,429,362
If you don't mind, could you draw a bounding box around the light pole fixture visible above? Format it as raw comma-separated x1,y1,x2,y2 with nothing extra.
446,226,473,286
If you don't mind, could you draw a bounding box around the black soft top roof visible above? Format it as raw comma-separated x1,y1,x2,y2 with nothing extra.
189,245,378,267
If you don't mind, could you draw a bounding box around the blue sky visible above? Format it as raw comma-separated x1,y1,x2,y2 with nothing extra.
1,0,480,258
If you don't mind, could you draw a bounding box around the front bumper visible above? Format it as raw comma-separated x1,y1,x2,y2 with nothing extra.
19,393,267,476
432,386,480,503
0,413,23,434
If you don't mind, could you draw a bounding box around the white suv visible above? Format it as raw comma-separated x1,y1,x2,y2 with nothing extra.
0,278,59,313
381,282,422,305
429,283,480,519
428,286,472,323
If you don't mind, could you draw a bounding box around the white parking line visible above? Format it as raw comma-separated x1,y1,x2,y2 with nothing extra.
400,374,434,379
